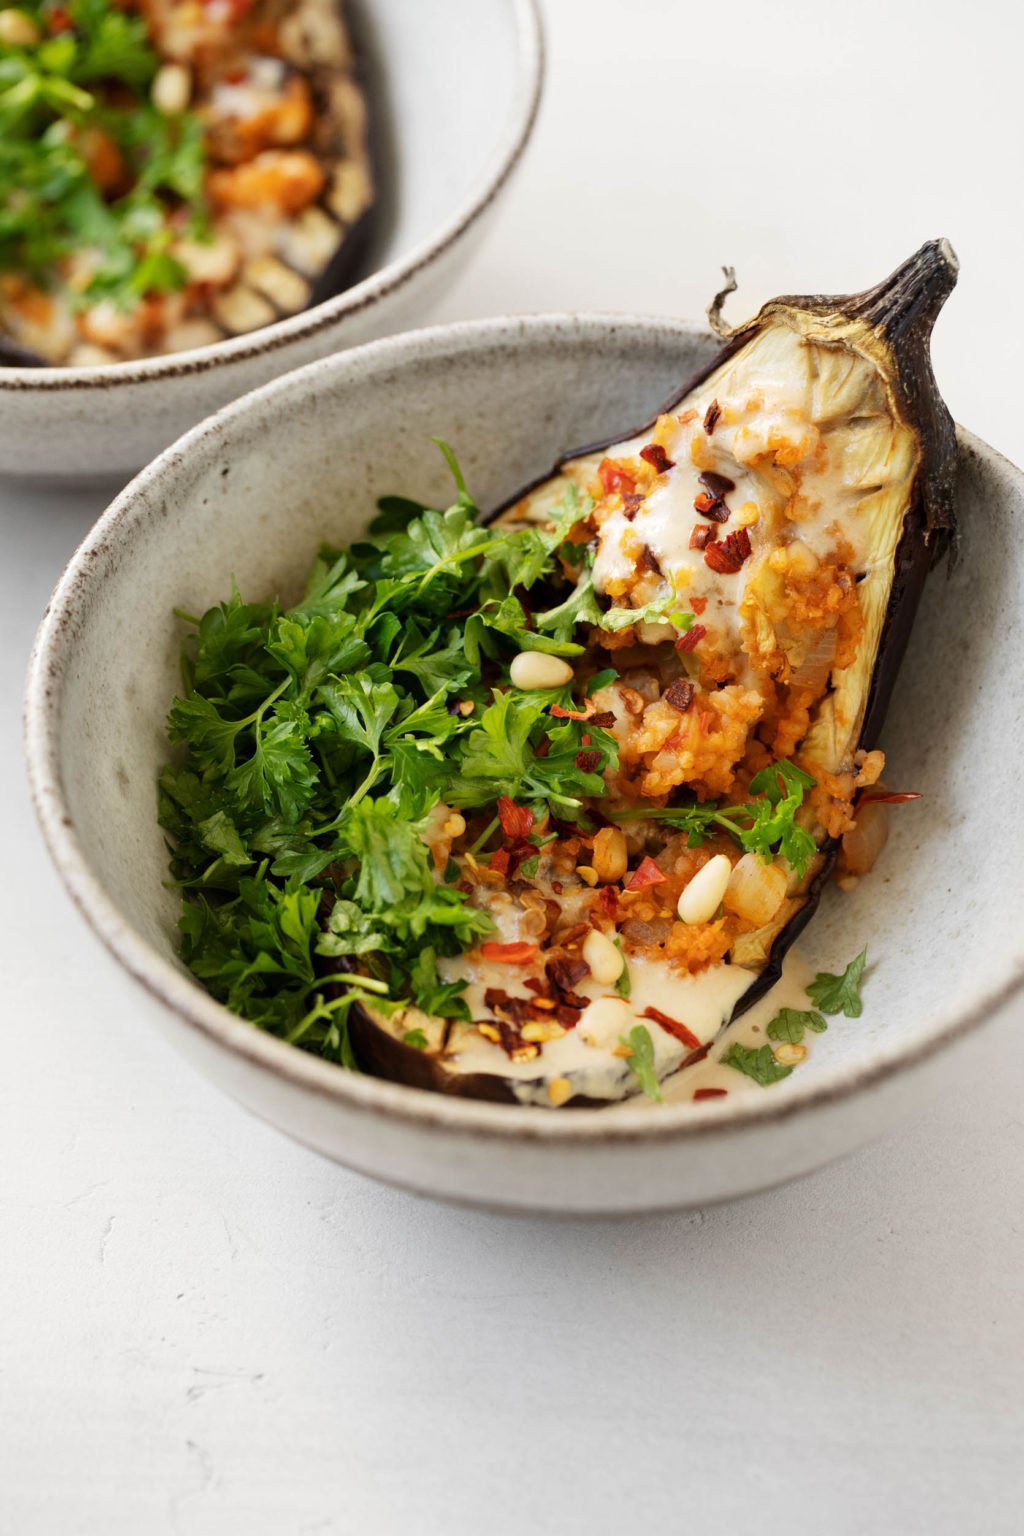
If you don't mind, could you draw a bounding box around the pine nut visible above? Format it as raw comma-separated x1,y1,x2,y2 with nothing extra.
677,853,732,925
0,9,39,45
151,63,192,116
582,928,625,987
577,996,634,1050
548,1076,573,1106
509,651,574,690
774,1042,806,1066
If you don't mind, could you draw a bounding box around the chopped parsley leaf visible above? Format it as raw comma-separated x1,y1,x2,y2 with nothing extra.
807,949,869,1017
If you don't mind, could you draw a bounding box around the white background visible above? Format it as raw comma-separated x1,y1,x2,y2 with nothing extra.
3,1,1023,1531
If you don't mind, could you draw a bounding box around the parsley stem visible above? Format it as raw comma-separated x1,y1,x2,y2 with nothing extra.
286,992,355,1046
173,607,202,626
416,532,511,593
467,814,499,856
312,974,389,995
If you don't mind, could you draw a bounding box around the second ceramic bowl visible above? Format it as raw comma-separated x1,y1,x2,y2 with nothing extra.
25,316,1024,1214
0,0,542,484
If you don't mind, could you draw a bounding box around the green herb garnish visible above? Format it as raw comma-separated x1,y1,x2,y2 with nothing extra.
720,1042,793,1087
613,938,631,998
611,758,818,878
765,1008,828,1044
161,448,622,1055
806,949,868,1017
620,1025,661,1101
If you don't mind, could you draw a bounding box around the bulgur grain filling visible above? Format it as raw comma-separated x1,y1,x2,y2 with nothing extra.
0,0,372,366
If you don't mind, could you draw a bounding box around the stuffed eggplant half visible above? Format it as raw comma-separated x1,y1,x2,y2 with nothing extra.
0,0,374,366
161,241,958,1108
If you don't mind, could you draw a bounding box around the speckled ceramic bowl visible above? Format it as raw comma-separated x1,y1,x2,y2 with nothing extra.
24,316,1024,1214
0,0,542,484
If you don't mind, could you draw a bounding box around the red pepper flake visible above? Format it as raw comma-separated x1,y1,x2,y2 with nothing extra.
694,1087,728,1100
699,470,736,498
693,492,730,523
704,528,751,575
497,795,534,841
664,679,696,713
637,543,663,576
642,1005,701,1052
575,749,601,773
622,492,645,521
681,1041,712,1070
546,955,590,995
856,790,924,806
535,734,551,758
703,399,722,435
550,702,592,721
689,524,717,551
690,596,707,615
489,847,511,875
626,856,666,891
480,941,538,965
555,1004,582,1028
676,623,707,652
588,710,616,729
523,977,548,995
492,1018,533,1057
598,885,619,919
640,443,674,474
598,458,636,497
678,409,699,426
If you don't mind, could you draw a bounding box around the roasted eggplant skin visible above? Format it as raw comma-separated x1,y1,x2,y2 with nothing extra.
349,242,960,1101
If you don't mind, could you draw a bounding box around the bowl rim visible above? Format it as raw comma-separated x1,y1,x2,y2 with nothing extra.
24,310,1024,1145
0,0,544,394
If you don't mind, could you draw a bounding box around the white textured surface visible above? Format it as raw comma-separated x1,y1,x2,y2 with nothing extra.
3,0,1023,1529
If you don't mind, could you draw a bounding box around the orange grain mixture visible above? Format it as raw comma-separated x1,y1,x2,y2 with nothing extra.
430,398,888,983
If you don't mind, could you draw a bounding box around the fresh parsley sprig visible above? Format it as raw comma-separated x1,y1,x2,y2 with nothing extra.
161,446,627,1051
620,1024,662,1101
612,759,818,878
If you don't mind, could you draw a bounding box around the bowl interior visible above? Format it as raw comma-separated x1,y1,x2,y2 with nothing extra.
33,319,1024,1122
338,0,531,287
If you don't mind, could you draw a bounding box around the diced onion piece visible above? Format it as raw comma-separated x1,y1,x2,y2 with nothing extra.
211,285,277,335
841,798,889,875
723,853,788,926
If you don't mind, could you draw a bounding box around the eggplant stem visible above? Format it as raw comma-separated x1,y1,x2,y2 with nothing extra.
707,266,737,337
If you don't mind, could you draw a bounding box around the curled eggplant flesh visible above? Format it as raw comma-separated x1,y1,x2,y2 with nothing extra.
353,241,959,1107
